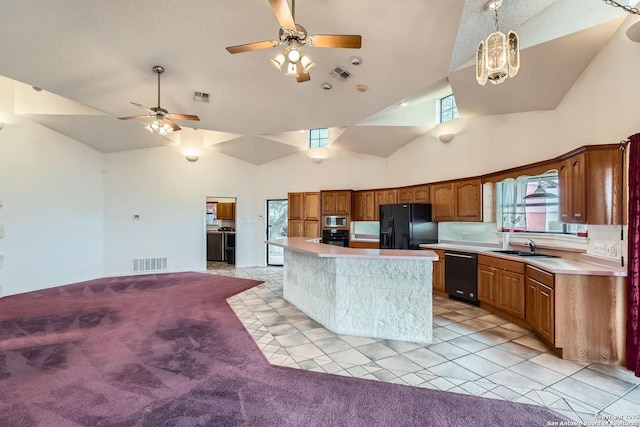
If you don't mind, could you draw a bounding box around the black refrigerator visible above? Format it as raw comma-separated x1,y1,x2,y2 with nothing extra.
379,203,438,249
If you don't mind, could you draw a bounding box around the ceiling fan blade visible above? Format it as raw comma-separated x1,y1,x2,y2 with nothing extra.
269,0,296,30
130,102,155,114
118,115,151,120
309,34,362,49
226,40,277,54
296,63,310,83
164,119,181,132
170,114,200,121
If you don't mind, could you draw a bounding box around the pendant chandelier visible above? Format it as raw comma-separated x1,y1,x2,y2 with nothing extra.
476,0,520,86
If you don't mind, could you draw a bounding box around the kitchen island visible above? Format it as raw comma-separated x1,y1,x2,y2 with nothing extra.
266,237,439,343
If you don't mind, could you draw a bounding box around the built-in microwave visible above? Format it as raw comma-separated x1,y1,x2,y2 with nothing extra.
324,215,348,228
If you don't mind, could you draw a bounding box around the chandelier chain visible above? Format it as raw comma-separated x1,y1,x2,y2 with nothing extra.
494,6,500,31
602,0,640,14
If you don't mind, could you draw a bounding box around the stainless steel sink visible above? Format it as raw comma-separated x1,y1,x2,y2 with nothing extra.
491,250,560,258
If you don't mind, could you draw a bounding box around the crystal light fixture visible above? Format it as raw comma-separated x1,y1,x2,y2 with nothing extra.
476,0,520,86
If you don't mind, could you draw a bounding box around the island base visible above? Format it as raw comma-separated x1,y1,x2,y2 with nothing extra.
283,249,433,343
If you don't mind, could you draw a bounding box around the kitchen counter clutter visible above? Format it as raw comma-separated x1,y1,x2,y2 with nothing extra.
266,237,438,343
421,240,627,365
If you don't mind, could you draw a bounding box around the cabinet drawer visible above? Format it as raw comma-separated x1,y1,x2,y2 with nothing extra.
478,254,525,274
526,265,554,288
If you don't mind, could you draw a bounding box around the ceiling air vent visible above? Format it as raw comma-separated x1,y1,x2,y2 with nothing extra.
193,92,210,103
330,67,351,80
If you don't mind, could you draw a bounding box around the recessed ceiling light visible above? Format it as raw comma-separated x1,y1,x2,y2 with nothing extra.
400,101,409,107
356,84,367,92
32,86,42,92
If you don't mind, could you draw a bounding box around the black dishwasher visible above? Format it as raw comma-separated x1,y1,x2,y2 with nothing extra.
444,251,478,304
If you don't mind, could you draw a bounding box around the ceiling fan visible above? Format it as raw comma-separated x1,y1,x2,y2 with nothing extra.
225,0,362,83
118,65,200,135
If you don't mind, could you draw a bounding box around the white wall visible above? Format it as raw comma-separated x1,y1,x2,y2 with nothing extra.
102,147,259,274
0,77,104,296
387,18,640,187
3,16,639,294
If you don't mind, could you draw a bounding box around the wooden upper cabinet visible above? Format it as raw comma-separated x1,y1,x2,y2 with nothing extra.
431,179,481,222
431,183,456,222
413,185,430,203
398,187,414,203
217,203,235,220
304,192,320,220
558,146,623,225
455,179,482,221
335,191,351,215
352,191,365,221
321,191,336,214
288,192,304,220
321,190,352,216
373,189,398,220
352,191,376,221
363,191,375,221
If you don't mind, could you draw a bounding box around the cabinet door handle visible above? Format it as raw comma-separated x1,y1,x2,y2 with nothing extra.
445,253,474,259
573,213,581,217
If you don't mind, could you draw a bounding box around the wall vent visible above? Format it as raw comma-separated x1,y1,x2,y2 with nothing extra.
193,92,210,103
330,67,351,80
133,257,168,272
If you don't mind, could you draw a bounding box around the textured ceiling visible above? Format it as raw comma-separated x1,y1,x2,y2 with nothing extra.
0,0,633,164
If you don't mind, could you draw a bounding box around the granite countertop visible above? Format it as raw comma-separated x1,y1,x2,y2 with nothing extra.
420,242,626,277
267,237,438,261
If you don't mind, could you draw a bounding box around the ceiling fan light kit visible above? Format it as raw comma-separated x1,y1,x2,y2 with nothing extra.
118,65,200,135
225,0,361,83
476,0,520,86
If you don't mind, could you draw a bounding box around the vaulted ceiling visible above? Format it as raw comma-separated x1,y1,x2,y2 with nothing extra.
0,0,632,164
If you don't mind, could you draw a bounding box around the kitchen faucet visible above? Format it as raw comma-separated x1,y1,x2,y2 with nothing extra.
526,239,536,253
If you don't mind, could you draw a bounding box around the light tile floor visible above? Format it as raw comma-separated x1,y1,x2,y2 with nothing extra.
207,263,640,425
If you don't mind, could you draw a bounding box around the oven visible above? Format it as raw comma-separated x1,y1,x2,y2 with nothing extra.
324,215,348,228
322,229,349,247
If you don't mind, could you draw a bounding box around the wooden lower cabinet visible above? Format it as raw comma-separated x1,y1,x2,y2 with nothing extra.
303,220,320,238
288,220,304,237
525,265,555,345
432,250,445,294
477,255,525,320
478,264,498,306
349,241,379,249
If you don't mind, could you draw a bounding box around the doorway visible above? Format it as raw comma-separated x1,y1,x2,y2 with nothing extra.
206,196,237,269
266,199,287,266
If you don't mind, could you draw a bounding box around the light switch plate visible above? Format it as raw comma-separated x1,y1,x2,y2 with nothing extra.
0,224,4,238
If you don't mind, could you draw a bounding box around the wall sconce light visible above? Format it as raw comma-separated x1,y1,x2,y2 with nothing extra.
311,157,324,164
185,154,199,162
439,133,455,143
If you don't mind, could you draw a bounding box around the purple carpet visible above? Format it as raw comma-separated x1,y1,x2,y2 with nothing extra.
0,272,570,426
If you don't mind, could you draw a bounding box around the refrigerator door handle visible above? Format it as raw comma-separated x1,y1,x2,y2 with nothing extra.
389,217,395,249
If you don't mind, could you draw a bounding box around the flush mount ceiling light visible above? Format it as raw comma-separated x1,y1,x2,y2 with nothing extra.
476,0,520,86
185,153,199,162
225,0,361,83
438,133,455,143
